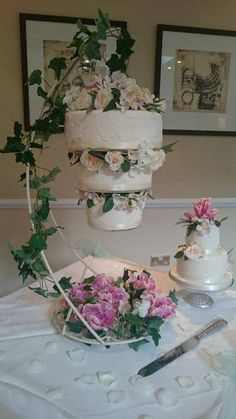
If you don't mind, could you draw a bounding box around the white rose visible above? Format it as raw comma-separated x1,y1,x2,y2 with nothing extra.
70,89,92,110
118,300,131,315
80,150,104,171
146,149,166,171
94,88,113,110
105,151,124,171
113,194,129,210
132,299,150,318
196,219,211,235
184,244,203,260
128,149,139,162
157,99,167,112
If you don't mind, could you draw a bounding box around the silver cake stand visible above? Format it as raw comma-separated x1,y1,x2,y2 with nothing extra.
169,266,234,308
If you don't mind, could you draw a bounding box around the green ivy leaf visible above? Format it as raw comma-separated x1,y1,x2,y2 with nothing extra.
48,57,67,81
103,195,114,213
83,275,96,284
14,121,23,137
174,250,184,259
28,286,48,298
44,227,57,236
77,19,91,35
28,69,42,86
128,339,149,351
28,233,47,254
87,199,95,208
116,27,135,60
32,260,46,273
168,289,178,304
121,160,130,172
84,38,101,60
106,53,125,73
97,9,110,30
53,276,72,291
66,320,84,334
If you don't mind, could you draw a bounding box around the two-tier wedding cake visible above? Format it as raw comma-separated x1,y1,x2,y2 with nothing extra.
170,198,233,292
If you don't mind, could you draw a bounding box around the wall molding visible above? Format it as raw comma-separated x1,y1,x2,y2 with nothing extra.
1,198,236,209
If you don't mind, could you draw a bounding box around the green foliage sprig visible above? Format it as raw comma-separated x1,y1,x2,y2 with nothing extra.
0,9,135,293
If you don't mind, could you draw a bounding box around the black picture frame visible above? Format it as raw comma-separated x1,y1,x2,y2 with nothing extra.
155,24,236,136
19,13,127,131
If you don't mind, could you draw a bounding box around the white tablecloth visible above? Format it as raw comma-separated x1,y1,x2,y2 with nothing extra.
0,256,236,419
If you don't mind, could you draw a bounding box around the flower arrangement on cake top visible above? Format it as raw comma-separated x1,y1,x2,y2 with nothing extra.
177,197,227,237
174,197,228,261
59,268,177,350
64,71,166,113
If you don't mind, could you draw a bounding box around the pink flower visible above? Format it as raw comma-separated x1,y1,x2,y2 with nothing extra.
193,198,218,220
92,274,115,292
69,283,91,303
148,296,177,319
129,272,156,291
82,302,116,330
184,198,219,221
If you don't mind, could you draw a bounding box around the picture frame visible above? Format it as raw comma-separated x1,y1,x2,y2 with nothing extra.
154,24,236,136
19,13,126,130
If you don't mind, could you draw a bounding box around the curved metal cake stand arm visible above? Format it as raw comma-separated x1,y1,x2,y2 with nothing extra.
26,165,105,344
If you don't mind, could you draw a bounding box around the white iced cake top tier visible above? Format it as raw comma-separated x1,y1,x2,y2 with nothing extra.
65,110,162,151
186,224,220,251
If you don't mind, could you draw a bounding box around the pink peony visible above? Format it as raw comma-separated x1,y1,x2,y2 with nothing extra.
129,272,157,292
148,296,177,319
69,283,91,302
82,302,116,330
92,273,115,292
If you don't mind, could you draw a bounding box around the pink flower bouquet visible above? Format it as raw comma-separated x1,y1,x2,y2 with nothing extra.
59,269,177,350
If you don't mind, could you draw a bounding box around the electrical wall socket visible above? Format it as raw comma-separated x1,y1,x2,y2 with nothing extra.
150,255,170,266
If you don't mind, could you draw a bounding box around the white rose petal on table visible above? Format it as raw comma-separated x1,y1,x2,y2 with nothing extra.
97,371,117,387
66,349,87,364
106,390,127,404
42,341,58,353
175,375,195,388
46,386,65,401
129,375,153,395
155,387,178,407
75,373,98,385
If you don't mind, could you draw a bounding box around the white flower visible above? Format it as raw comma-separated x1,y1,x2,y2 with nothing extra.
70,89,92,110
94,88,113,110
132,299,150,318
80,150,104,171
128,149,139,162
157,99,166,112
196,219,211,235
113,194,129,210
184,244,204,260
118,300,131,315
146,149,166,171
105,151,124,171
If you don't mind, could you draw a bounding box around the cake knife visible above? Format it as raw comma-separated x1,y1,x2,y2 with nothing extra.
138,318,228,377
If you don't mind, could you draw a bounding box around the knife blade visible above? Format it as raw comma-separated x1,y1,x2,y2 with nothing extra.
138,317,228,377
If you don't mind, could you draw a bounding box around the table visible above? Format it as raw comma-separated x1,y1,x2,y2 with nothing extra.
0,256,236,419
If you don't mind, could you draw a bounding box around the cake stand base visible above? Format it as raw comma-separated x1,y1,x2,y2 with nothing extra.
182,292,214,308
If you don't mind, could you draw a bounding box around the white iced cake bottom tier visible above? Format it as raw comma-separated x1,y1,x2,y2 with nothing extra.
173,248,232,291
65,110,162,151
86,205,143,231
75,164,152,192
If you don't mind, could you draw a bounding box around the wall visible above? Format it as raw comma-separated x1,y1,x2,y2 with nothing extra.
0,0,236,295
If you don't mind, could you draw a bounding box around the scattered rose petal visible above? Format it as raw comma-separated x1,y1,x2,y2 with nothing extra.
42,341,58,353
46,386,65,400
106,390,126,404
204,372,225,388
129,375,153,395
97,371,117,387
175,375,195,388
66,349,87,364
28,359,45,373
155,387,178,407
75,374,98,385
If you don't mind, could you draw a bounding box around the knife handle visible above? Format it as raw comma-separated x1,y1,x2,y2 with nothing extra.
195,318,228,340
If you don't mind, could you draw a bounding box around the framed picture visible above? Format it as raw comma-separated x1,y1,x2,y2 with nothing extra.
154,25,236,135
20,13,126,130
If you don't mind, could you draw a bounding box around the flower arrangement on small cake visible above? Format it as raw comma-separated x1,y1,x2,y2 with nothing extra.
57,268,177,350
174,197,227,261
